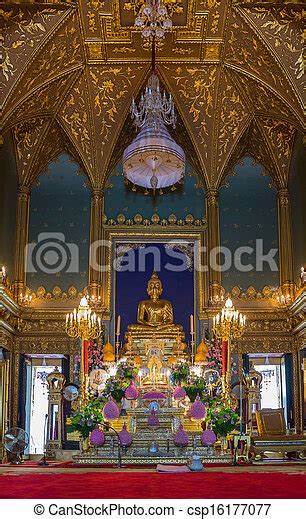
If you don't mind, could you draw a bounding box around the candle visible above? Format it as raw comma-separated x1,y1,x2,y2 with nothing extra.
116,315,121,335
66,314,69,324
190,314,194,334
221,340,228,376
83,340,89,375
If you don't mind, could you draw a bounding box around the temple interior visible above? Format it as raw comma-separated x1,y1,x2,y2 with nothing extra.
0,0,305,500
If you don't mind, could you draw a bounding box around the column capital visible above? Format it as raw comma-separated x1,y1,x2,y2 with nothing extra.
205,189,219,207
91,189,104,204
277,188,290,206
17,185,30,200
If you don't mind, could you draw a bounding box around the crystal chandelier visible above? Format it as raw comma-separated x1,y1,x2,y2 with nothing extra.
131,71,176,131
135,0,172,40
124,26,185,194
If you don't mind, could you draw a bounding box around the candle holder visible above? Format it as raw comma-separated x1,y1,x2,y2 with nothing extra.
212,297,246,401
190,331,195,365
115,334,120,362
65,297,103,403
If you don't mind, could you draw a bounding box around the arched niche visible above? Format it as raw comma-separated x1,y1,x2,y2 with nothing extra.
219,155,279,291
27,152,90,292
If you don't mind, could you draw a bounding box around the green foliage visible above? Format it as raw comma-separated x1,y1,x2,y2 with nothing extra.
207,405,239,437
69,397,106,439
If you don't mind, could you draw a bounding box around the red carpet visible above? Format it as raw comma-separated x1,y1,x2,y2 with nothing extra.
1,471,306,499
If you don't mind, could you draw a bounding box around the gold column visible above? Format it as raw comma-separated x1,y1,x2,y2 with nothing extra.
205,189,222,300
13,186,30,299
277,188,294,296
10,353,20,429
292,349,301,433
88,189,104,299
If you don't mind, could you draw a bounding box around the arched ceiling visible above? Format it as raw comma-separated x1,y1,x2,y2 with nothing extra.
0,0,304,191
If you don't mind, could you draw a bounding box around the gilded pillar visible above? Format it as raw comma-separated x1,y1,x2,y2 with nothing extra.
10,353,20,429
292,349,302,433
277,188,294,296
13,186,30,299
88,189,104,299
205,189,222,301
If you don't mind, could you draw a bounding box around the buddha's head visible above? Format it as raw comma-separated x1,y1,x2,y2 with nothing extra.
147,271,162,301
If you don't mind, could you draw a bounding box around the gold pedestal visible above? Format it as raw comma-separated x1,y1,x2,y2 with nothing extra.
126,326,185,341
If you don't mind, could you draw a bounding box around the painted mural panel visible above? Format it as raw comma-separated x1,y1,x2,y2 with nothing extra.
27,153,90,291
220,156,279,291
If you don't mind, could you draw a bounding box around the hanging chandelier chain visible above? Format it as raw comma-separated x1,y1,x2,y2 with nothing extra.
131,72,176,130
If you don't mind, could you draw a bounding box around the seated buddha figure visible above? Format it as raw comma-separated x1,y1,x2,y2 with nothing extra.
127,271,183,337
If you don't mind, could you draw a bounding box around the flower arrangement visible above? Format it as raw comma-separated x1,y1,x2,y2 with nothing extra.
104,375,129,403
207,405,239,438
182,374,207,402
88,339,105,370
116,359,138,381
205,338,222,372
69,397,106,439
170,361,189,384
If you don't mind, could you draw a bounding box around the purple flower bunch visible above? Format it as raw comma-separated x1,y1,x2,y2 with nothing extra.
205,338,222,371
116,359,138,381
88,340,105,370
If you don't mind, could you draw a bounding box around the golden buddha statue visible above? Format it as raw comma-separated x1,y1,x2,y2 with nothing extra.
127,271,184,339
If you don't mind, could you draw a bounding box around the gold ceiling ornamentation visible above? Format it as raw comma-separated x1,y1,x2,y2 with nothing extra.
224,7,302,122
230,70,299,125
1,0,303,192
215,70,251,185
3,70,78,130
241,6,304,95
259,119,296,184
0,7,64,94
5,11,83,114
60,72,96,179
123,0,184,16
13,117,49,185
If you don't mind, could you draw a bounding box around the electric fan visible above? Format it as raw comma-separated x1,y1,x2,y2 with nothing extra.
4,427,29,464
